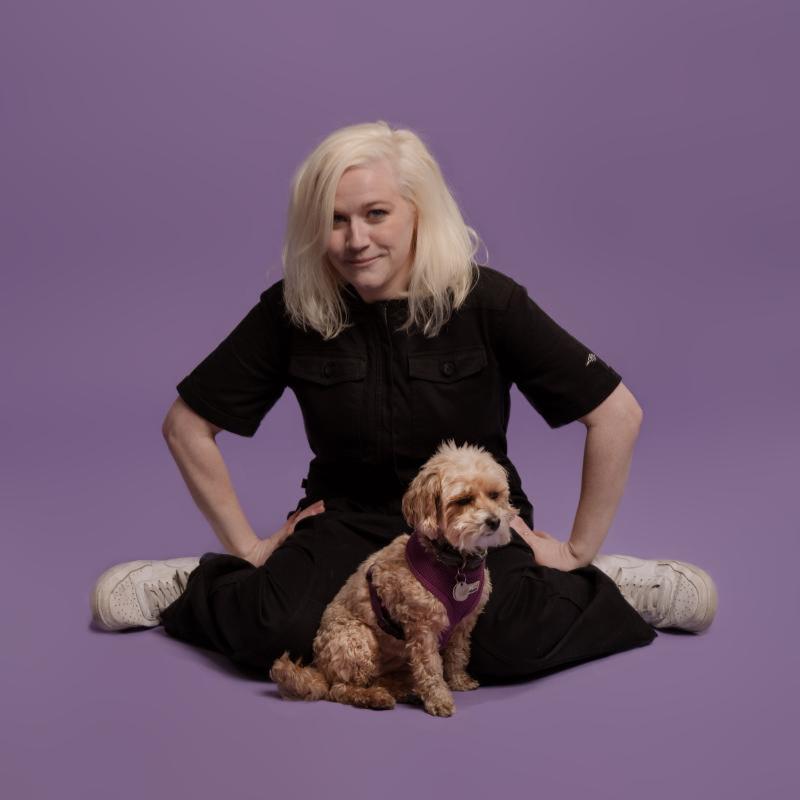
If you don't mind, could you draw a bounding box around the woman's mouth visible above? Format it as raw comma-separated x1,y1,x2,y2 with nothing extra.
349,255,380,266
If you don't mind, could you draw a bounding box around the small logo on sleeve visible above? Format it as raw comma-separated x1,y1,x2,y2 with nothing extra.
585,353,597,366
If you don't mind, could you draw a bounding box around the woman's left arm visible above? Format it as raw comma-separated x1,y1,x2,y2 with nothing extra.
511,382,643,570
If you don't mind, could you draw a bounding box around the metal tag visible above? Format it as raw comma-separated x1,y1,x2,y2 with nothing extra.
452,579,481,602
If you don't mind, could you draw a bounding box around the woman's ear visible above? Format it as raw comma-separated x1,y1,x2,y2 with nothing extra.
401,466,441,537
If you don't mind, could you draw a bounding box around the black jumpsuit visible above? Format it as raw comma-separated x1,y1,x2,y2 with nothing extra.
160,265,656,681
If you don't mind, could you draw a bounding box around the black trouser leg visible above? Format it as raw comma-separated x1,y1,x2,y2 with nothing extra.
467,532,657,683
161,517,656,679
160,510,404,671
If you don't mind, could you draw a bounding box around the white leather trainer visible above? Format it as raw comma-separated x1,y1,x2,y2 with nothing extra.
592,554,718,632
91,557,201,631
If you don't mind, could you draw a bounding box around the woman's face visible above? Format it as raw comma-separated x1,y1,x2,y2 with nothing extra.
325,159,417,303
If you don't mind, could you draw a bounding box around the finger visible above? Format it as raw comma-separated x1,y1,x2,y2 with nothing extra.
298,501,325,518
293,504,325,525
282,507,305,533
514,527,537,549
509,516,530,534
287,499,323,519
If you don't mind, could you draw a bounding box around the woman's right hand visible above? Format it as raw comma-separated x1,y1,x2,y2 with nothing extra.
242,500,326,567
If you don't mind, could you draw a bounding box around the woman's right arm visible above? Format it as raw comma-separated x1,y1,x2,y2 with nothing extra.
163,284,324,564
162,398,325,566
162,397,263,560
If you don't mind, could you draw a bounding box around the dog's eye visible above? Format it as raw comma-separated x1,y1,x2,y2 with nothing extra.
488,491,500,500
455,496,473,507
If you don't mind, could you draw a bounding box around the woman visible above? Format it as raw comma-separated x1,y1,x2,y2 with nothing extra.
91,121,717,682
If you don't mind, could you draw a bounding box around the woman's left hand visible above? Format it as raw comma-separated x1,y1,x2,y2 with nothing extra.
510,516,585,571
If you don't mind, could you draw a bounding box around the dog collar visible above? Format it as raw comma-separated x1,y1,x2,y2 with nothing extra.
425,530,487,571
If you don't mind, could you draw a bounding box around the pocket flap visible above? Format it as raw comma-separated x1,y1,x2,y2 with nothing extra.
408,346,487,382
289,355,367,385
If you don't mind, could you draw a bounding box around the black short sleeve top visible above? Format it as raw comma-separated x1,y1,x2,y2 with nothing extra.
176,265,622,522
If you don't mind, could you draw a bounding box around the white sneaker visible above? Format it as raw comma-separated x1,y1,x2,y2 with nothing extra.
91,557,201,631
592,554,718,633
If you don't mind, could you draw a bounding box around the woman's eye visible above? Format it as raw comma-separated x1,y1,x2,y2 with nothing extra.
333,209,387,224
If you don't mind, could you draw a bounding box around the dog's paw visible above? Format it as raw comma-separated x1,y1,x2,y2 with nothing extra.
423,690,455,717
447,672,479,692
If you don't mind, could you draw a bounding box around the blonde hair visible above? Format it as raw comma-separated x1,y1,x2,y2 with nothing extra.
281,121,486,339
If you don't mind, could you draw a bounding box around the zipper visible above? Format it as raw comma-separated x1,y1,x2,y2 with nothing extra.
379,302,398,473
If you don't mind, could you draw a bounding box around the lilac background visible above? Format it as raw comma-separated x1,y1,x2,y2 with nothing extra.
1,1,797,797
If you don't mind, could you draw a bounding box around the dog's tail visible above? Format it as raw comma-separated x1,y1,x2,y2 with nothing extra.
269,651,331,701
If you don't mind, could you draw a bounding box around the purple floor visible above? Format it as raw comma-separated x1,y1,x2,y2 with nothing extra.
2,1,797,797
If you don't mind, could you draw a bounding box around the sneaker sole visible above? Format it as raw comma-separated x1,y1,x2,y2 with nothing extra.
91,560,160,631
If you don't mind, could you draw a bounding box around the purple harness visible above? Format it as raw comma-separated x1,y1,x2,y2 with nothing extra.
366,531,486,650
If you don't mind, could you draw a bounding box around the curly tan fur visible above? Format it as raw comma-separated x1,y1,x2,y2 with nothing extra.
269,441,517,716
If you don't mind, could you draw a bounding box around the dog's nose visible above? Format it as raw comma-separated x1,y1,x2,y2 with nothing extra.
485,515,500,531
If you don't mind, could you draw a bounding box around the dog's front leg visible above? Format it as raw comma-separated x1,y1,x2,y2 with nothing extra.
445,575,491,691
442,615,480,692
404,625,454,717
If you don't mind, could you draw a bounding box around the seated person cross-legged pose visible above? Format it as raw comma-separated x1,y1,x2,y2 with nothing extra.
91,120,718,683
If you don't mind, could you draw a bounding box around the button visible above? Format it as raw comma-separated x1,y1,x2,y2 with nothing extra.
322,362,333,378
441,361,455,377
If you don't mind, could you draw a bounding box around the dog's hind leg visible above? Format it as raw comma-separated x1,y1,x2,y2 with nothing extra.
314,617,381,687
314,617,396,710
328,682,396,710
373,670,419,704
269,652,330,701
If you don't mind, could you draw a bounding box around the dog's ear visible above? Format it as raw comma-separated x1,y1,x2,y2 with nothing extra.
402,465,442,538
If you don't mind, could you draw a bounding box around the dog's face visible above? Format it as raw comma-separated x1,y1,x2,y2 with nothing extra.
402,441,517,554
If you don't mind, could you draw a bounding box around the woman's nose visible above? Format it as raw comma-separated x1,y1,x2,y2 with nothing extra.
346,218,370,249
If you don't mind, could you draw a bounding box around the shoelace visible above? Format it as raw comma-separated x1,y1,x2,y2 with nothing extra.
143,569,191,618
612,567,672,624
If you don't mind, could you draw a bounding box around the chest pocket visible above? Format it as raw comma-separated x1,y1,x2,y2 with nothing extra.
408,346,487,383
289,355,366,385
288,354,367,458
407,345,498,452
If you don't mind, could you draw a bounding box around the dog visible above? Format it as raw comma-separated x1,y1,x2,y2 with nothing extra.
269,440,517,716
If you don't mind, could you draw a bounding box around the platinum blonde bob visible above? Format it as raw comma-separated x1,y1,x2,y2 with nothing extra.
281,121,486,339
